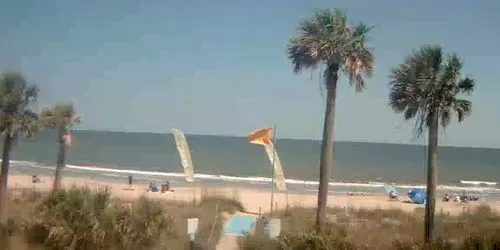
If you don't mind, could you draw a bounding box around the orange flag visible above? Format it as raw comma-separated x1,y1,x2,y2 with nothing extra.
248,128,272,146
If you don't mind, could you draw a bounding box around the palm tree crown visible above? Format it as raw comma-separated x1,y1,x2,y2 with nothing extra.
389,44,475,136
0,72,39,140
286,9,374,90
40,104,81,130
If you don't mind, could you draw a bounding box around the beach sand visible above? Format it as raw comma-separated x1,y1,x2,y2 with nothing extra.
8,174,500,216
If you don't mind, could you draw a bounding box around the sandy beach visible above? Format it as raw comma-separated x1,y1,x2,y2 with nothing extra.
8,174,500,216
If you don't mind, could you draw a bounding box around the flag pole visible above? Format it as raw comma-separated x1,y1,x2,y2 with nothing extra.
270,124,277,217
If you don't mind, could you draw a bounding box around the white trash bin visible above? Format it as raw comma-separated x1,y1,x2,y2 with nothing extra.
264,218,281,239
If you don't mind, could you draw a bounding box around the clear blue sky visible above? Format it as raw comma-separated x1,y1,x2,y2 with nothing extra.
1,0,499,148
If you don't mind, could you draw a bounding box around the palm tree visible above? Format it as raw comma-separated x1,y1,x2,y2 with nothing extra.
286,9,374,231
389,44,475,244
40,104,81,190
0,72,39,226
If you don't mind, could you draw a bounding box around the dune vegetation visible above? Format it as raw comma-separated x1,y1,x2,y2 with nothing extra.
242,205,500,250
3,186,244,250
0,186,499,249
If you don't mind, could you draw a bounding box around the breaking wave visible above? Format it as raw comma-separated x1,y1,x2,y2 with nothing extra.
6,160,500,193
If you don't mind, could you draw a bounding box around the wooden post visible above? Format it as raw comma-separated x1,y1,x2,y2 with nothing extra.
208,204,219,242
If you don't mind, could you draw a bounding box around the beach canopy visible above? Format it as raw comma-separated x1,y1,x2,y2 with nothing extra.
407,188,426,204
383,183,398,195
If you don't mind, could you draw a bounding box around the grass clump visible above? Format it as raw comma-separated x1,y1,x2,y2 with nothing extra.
22,186,176,250
243,204,500,250
113,197,176,249
241,224,355,250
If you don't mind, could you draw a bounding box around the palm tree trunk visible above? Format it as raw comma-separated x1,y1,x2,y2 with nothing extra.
0,135,12,226
424,111,439,244
53,125,66,190
315,68,338,232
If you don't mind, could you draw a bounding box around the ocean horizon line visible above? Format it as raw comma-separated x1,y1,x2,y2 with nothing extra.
70,129,500,150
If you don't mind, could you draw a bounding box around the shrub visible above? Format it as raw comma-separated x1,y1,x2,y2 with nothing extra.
240,235,280,250
461,230,500,250
278,225,355,250
23,186,114,249
243,223,355,250
22,186,176,250
113,197,176,249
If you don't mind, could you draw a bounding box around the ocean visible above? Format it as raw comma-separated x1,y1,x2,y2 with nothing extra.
5,130,500,198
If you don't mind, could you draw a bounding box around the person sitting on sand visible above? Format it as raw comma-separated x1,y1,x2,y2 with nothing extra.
389,190,398,200
161,181,171,193
148,182,159,192
442,193,450,202
32,175,42,184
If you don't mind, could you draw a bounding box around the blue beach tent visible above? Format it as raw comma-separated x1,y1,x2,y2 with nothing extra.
407,188,426,205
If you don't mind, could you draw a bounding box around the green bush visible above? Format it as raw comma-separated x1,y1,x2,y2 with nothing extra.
22,186,176,250
113,197,176,249
240,235,280,250
242,224,355,250
278,226,355,250
460,230,500,250
392,238,454,250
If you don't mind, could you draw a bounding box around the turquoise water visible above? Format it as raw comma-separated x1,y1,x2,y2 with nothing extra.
4,130,500,195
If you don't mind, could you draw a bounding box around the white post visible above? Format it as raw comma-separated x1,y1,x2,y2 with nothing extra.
187,218,199,249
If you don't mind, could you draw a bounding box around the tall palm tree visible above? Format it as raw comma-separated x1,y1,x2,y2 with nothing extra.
286,9,374,230
40,104,81,190
389,44,475,244
0,72,39,226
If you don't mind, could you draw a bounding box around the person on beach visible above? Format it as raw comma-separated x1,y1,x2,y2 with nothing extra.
32,175,41,183
148,182,159,192
161,181,171,193
442,193,450,202
389,190,398,200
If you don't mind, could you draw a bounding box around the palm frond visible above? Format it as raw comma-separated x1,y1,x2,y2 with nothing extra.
458,77,475,95
286,38,320,74
452,99,472,122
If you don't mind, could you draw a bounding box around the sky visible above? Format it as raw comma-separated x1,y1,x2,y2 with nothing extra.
0,0,499,148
